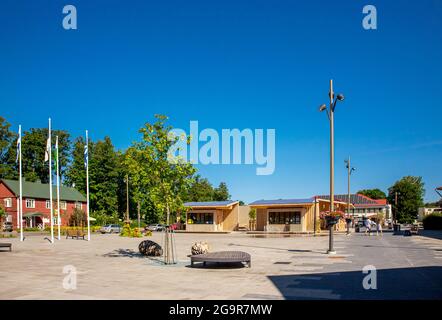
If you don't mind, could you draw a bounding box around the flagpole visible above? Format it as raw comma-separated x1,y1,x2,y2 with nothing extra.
48,118,54,243
18,125,23,242
86,130,90,241
56,136,61,240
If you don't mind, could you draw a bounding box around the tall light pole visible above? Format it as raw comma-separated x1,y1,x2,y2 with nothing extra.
394,191,400,227
344,156,355,234
125,174,130,224
319,79,345,254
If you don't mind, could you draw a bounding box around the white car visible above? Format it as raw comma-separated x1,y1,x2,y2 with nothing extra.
100,224,122,234
146,224,165,232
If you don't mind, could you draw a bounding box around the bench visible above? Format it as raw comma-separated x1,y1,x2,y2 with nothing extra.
0,243,12,252
190,251,251,268
66,229,86,240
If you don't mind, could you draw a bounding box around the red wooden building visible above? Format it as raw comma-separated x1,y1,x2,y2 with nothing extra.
0,179,87,229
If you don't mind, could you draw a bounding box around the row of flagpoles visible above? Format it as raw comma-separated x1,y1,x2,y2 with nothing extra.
16,118,90,243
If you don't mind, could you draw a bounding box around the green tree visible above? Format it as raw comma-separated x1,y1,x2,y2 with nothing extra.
213,182,230,201
357,188,387,200
184,175,214,202
89,137,120,215
388,176,425,223
65,137,88,193
66,136,121,217
125,115,196,225
249,208,257,220
0,116,17,179
19,128,70,183
0,203,6,229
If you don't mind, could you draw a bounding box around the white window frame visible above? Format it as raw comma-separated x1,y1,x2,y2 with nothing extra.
75,202,82,210
60,201,67,210
4,198,12,208
46,200,51,209
26,199,35,209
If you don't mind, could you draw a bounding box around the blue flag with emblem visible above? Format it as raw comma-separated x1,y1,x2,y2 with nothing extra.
84,143,88,168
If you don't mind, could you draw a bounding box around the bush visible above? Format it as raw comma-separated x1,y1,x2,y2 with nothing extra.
44,226,102,235
120,223,144,238
23,227,41,232
423,213,442,230
0,233,17,238
144,230,152,236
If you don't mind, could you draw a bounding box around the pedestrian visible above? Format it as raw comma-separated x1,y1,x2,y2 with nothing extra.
364,218,371,236
377,219,383,236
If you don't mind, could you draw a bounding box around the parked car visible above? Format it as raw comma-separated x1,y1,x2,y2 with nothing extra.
99,224,122,234
146,224,165,232
2,222,13,232
170,223,178,230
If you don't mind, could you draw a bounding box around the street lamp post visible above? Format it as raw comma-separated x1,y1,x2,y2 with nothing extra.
319,79,345,254
394,191,400,226
124,174,130,224
344,156,355,234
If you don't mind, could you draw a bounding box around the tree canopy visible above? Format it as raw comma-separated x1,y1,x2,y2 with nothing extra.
387,176,425,223
357,188,387,200
0,115,231,224
125,114,196,224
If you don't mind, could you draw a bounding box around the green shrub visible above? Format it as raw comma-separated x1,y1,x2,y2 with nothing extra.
120,223,132,237
132,228,143,238
43,226,102,235
120,224,143,237
423,213,442,230
144,230,152,237
0,233,17,238
23,227,41,232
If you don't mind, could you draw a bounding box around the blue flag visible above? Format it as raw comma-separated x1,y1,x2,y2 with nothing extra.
84,143,88,168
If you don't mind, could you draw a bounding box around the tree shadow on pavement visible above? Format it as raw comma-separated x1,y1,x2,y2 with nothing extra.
103,248,144,259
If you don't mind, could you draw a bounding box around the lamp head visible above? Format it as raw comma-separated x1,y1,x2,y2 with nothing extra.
337,94,345,101
319,104,327,112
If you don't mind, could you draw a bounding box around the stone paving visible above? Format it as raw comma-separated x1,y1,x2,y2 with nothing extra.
0,231,441,299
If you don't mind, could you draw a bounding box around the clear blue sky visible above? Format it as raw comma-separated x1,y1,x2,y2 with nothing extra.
1,0,441,203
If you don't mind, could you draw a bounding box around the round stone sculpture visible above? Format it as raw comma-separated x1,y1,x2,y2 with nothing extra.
139,240,163,256
191,241,210,255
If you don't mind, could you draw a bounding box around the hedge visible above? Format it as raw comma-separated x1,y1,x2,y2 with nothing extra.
423,213,442,230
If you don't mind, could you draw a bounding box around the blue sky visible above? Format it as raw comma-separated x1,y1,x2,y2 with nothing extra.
1,0,442,203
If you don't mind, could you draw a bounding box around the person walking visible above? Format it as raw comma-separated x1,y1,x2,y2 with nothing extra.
364,218,371,236
376,219,383,236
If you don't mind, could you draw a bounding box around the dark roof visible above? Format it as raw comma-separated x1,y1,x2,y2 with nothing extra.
316,194,387,206
249,198,314,206
1,179,86,202
184,200,238,207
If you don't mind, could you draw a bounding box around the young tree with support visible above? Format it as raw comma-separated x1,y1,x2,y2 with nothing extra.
125,114,196,264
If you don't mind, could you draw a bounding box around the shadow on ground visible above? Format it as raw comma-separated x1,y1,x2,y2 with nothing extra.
103,248,144,259
229,243,324,254
417,230,442,241
268,266,442,300
185,261,246,269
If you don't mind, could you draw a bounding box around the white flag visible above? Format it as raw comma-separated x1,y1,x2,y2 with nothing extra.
16,126,21,164
44,137,51,162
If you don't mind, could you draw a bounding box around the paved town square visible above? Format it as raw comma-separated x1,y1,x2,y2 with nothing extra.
1,231,441,300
